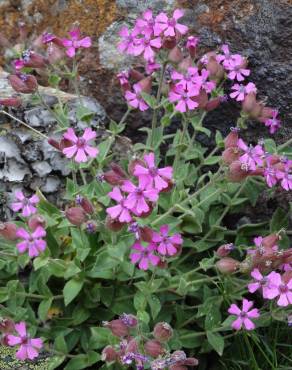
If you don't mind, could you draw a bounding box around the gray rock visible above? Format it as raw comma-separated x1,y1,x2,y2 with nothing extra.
32,161,52,177
0,160,31,182
116,0,175,13
0,136,23,163
41,176,61,193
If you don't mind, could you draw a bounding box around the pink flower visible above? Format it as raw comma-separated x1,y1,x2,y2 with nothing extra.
186,36,199,50
106,187,132,223
230,82,257,101
276,163,292,191
11,191,39,217
135,9,155,37
200,69,216,93
130,242,160,270
133,153,173,191
226,58,250,81
248,268,270,298
125,83,149,111
265,271,292,306
146,59,161,74
264,158,278,188
134,35,162,61
228,299,260,331
117,70,130,87
16,226,46,258
62,28,91,58
237,139,264,171
216,45,242,69
62,127,98,163
169,84,199,113
152,225,182,256
121,179,159,215
171,67,200,90
118,26,140,55
154,9,188,37
264,109,281,134
7,322,43,361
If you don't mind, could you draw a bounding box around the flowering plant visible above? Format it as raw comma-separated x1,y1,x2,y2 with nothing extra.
0,7,291,370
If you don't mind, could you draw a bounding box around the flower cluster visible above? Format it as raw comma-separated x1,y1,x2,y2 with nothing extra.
222,129,292,191
102,315,198,369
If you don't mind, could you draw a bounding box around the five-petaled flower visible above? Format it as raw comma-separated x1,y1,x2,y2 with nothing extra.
106,187,132,223
264,271,292,306
16,226,47,258
62,127,99,163
62,28,92,58
152,225,182,256
154,9,188,37
7,322,43,361
133,153,173,191
130,242,160,270
11,191,39,217
169,84,199,113
248,269,270,297
228,299,260,330
230,82,257,101
264,109,281,134
125,83,149,111
237,139,264,171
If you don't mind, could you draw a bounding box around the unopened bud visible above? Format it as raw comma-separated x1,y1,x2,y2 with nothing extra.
224,129,239,149
205,97,221,111
22,51,48,69
8,74,38,94
79,197,94,215
145,339,165,358
186,36,199,58
262,233,279,249
105,216,124,232
129,68,144,81
28,215,46,231
222,147,240,164
103,319,129,337
85,221,98,234
178,56,193,72
138,76,152,94
104,163,127,185
206,55,224,81
227,161,249,182
168,46,183,64
101,345,118,362
120,313,138,327
153,322,173,342
140,226,153,242
216,243,235,257
0,318,14,333
163,36,177,49
0,222,17,241
48,138,61,151
0,97,22,108
216,257,239,274
65,207,87,226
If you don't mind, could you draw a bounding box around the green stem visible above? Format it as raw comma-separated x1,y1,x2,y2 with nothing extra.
189,111,207,149
150,62,167,149
173,113,189,172
80,169,87,185
0,110,48,139
250,335,275,369
119,107,131,126
36,90,65,128
243,332,260,370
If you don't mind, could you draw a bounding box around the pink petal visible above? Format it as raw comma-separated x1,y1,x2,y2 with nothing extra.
173,9,184,20
242,299,253,312
247,308,260,319
66,47,76,58
119,26,130,37
277,293,289,307
134,165,149,177
108,187,123,202
149,253,160,266
29,194,39,204
69,28,80,40
22,204,34,217
264,287,279,300
84,145,98,158
228,304,241,316
170,234,183,245
160,225,169,235
130,252,141,264
35,239,46,252
154,175,168,190
15,191,25,201
62,39,73,47
251,268,262,281
16,345,28,360
121,180,136,193
7,334,22,346
243,318,255,330
82,127,96,141
79,36,92,48
106,205,122,219
32,226,46,239
157,242,167,255
17,241,28,253
156,12,168,23
164,27,176,37
30,338,43,349
139,257,149,270
119,208,132,223
16,228,30,239
15,322,27,337
26,345,39,360
136,197,149,214
231,317,242,330
175,100,187,113
158,166,173,179
63,145,77,158
28,244,40,257
64,128,78,143
175,24,188,35
75,149,88,163
248,282,260,293
143,189,159,202
11,202,23,212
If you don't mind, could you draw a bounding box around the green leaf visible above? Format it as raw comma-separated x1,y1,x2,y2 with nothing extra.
48,74,61,87
147,295,161,319
206,331,224,356
54,335,68,353
38,298,53,321
64,351,100,370
203,156,221,165
63,278,84,306
134,291,147,311
89,327,112,349
97,137,114,164
270,208,289,232
76,105,95,122
140,92,157,108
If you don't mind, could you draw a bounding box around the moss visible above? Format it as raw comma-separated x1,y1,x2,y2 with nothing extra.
0,346,51,369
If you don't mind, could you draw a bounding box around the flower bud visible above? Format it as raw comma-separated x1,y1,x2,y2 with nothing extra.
227,161,249,182
162,36,177,49
168,46,183,64
105,216,124,232
169,365,188,370
103,319,129,337
65,207,87,226
185,357,199,366
138,76,152,94
126,338,139,353
0,222,18,241
194,89,208,109
22,51,48,69
8,74,38,94
0,97,22,107
222,147,240,165
48,138,61,151
129,68,144,81
153,322,173,342
178,56,193,72
47,44,65,64
205,97,221,111
216,257,239,274
0,318,14,333
144,339,165,357
28,215,46,231
216,243,235,257
101,345,118,362
140,226,153,242
104,164,127,185
262,233,280,249
85,221,98,234
258,106,274,123
79,197,94,215
186,36,199,58
120,313,138,327
157,259,168,269
242,93,264,119
224,129,239,149
42,32,64,47
282,271,292,284
206,57,225,81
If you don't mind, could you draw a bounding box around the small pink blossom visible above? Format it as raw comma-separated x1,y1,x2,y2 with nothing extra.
228,299,260,331
152,225,182,256
276,163,292,191
154,9,188,37
216,44,242,69
121,179,159,215
171,67,200,90
117,70,130,87
62,28,91,58
7,322,43,361
133,153,173,191
135,9,155,37
237,139,264,171
106,187,132,223
264,158,278,188
199,69,216,93
62,127,98,163
186,36,199,50
265,271,292,306
130,242,160,270
230,82,257,101
169,84,199,113
264,109,281,134
16,226,46,258
11,191,39,217
134,35,162,61
125,83,149,111
146,59,161,74
226,58,250,81
248,268,270,298
118,26,140,55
